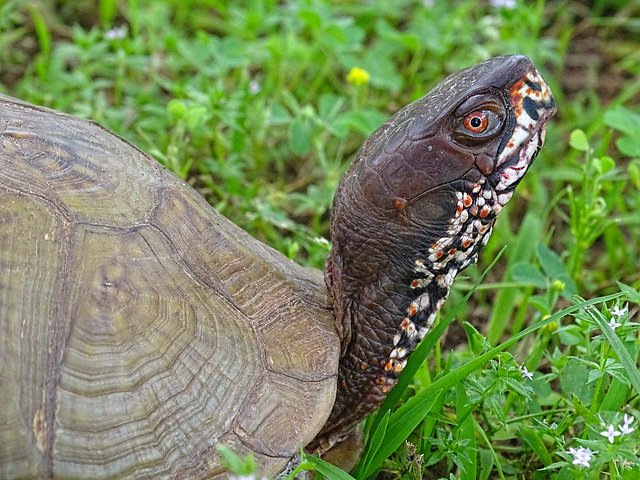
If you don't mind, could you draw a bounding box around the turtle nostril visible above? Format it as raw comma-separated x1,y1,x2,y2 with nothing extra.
475,154,494,175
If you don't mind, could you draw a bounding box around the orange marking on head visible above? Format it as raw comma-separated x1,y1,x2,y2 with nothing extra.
385,361,393,371
463,239,472,248
463,193,472,207
470,205,478,216
435,250,444,259
409,304,417,316
401,318,410,328
381,386,389,393
360,363,367,370
411,280,419,288
449,248,457,255
394,364,404,373
480,206,490,218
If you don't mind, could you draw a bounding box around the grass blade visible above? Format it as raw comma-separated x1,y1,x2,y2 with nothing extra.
300,455,356,480
584,305,640,395
363,390,440,478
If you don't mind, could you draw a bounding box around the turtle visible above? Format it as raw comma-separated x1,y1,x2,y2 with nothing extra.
0,54,556,479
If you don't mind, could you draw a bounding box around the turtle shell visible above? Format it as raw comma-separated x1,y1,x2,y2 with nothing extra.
0,94,339,479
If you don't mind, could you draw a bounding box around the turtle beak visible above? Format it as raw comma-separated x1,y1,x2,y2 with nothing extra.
496,67,557,170
488,66,556,197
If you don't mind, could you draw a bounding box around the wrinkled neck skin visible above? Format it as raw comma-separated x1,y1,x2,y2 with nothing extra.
315,164,493,451
309,55,557,454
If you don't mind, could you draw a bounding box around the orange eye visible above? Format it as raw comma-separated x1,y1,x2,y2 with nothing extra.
463,111,488,133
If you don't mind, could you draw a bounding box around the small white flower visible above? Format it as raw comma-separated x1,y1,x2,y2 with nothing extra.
490,0,516,8
519,364,534,380
620,423,634,435
249,80,261,95
105,26,126,40
568,446,596,468
608,318,622,330
601,424,622,443
619,414,635,434
611,305,628,318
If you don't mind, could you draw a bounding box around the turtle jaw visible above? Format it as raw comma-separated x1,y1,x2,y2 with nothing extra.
490,67,557,198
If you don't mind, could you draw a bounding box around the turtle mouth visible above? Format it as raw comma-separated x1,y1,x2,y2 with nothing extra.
488,67,556,202
492,123,545,200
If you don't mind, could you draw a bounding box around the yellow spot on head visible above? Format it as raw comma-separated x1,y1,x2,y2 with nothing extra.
347,67,370,86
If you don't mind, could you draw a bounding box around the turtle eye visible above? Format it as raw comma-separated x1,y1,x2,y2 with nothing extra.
463,111,488,133
453,105,504,146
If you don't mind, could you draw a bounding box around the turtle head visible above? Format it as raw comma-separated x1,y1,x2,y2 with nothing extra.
313,55,556,451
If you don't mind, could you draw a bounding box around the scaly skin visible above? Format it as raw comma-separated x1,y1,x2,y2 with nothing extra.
310,55,556,453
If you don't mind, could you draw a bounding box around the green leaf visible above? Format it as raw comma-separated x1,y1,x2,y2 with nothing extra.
299,454,356,480
587,368,604,383
269,103,292,125
516,425,553,466
502,377,532,398
537,245,578,296
456,383,476,480
617,282,640,303
167,99,187,119
215,444,257,475
318,93,344,121
604,106,640,137
559,359,594,404
184,104,208,130
569,129,589,152
617,136,640,157
510,262,547,288
463,321,488,356
600,156,616,173
354,410,390,479
289,119,312,155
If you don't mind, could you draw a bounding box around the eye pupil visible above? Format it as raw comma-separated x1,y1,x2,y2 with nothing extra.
463,111,488,133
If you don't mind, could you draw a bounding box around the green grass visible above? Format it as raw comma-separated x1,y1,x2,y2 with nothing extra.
2,0,640,479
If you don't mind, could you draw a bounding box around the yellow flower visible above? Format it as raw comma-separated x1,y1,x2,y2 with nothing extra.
347,67,370,86
542,315,558,334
